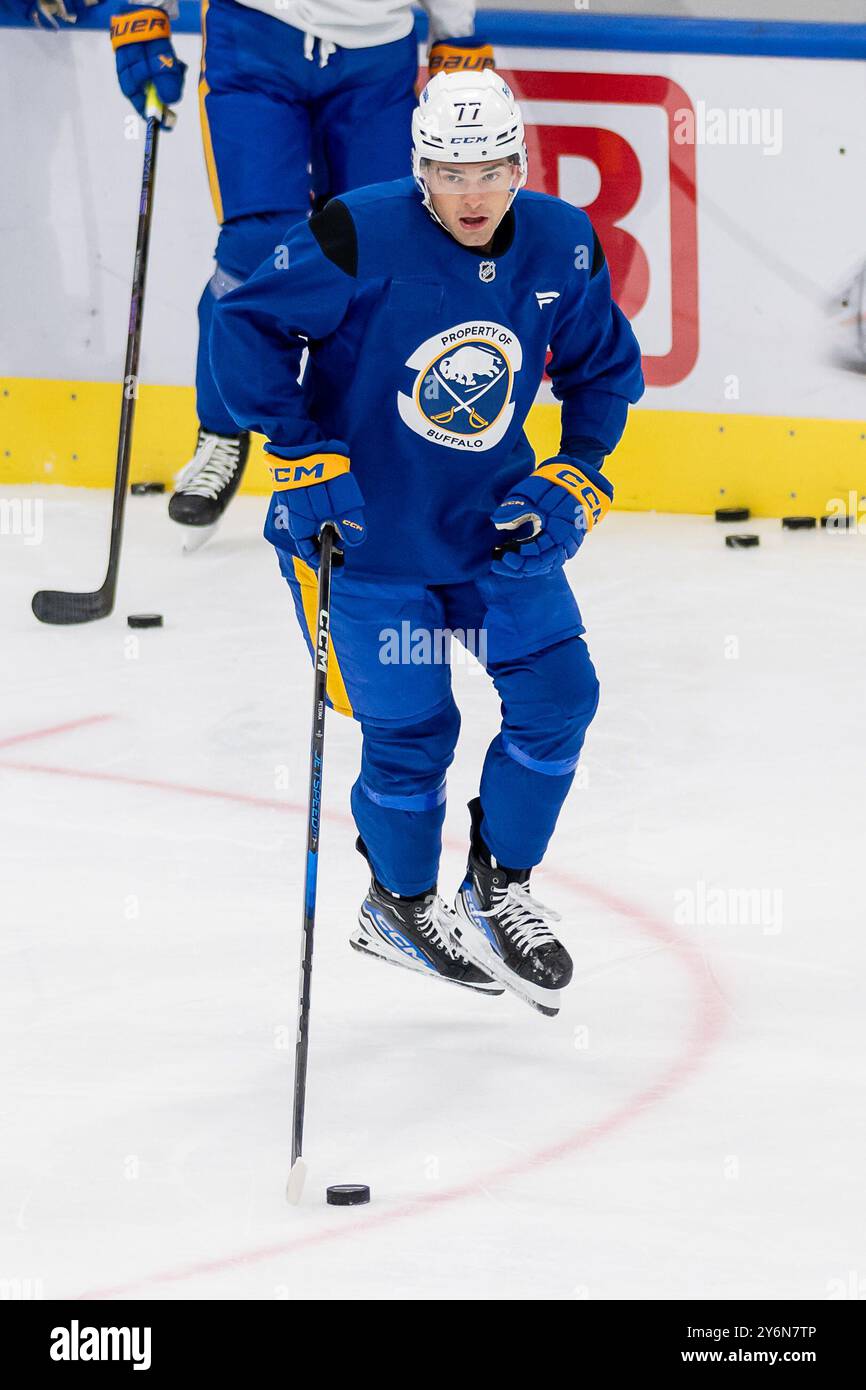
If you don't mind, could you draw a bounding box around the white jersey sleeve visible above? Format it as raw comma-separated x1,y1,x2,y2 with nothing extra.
419,0,476,42
232,0,474,50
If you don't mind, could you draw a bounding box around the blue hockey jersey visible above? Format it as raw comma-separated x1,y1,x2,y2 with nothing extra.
210,177,644,582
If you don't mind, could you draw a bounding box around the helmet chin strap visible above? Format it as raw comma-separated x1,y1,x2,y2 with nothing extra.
414,173,449,232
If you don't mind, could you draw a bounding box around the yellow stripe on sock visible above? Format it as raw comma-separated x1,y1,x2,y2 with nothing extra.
198,1,224,225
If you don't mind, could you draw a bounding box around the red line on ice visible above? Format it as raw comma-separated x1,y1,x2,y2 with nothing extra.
0,713,114,750
0,753,726,1299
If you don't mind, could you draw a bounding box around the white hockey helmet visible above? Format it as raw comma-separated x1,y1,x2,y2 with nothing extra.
412,70,528,224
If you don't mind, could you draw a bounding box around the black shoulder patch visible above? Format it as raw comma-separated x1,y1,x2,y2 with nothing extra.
309,199,358,278
591,228,606,279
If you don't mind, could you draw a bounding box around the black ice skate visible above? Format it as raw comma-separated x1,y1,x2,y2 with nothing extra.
350,877,503,996
168,427,250,548
452,799,573,1017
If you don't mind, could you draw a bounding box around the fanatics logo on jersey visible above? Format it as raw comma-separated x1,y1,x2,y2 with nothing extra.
479,261,496,283
535,291,560,308
397,320,523,452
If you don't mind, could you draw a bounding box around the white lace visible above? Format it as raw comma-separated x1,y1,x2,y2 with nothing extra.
480,881,561,956
175,432,241,501
417,894,467,963
303,32,337,66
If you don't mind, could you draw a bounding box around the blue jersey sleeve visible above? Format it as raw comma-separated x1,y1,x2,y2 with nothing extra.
210,205,357,455
547,222,645,469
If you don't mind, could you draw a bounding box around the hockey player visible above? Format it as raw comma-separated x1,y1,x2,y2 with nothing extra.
13,0,105,25
106,0,492,545
211,71,644,1016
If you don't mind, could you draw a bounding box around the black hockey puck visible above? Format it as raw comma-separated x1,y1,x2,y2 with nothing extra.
821,514,854,529
781,515,816,530
715,506,750,522
725,534,760,549
326,1184,370,1207
131,481,166,495
127,613,164,629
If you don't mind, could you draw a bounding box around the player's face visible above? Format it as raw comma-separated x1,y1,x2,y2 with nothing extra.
426,159,517,250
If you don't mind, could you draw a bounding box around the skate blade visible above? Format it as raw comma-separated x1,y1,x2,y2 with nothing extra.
451,908,561,1018
180,522,220,554
285,1157,307,1205
350,932,504,996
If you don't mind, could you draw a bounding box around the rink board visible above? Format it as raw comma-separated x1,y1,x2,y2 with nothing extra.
1,12,865,514
2,377,865,519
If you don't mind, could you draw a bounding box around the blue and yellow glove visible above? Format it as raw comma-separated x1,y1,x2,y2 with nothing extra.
110,8,186,127
491,456,613,578
264,446,367,567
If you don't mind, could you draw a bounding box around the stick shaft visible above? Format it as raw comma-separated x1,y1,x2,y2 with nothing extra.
104,115,160,593
291,526,337,1168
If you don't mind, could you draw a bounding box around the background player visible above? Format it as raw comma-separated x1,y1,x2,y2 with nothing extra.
211,69,644,1016
106,0,493,546
13,0,104,25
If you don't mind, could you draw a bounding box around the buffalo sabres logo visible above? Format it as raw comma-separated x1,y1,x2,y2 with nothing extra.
398,321,523,451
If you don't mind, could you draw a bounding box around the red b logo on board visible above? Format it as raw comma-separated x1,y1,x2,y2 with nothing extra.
507,69,699,388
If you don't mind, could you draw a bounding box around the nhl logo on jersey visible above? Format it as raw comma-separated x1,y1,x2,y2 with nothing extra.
479,260,496,283
397,320,523,452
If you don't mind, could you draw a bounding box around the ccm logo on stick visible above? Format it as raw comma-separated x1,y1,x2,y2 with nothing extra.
316,610,330,673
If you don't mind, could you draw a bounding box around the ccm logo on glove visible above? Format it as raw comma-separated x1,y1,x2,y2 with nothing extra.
267,453,350,490
532,461,612,531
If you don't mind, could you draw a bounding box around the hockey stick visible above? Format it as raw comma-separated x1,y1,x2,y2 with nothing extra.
492,511,542,562
31,86,168,625
286,523,340,1204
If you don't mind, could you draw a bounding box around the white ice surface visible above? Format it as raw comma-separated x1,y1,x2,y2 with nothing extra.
1,489,864,1301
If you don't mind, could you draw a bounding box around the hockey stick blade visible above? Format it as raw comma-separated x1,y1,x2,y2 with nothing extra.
285,1157,308,1205
31,587,114,626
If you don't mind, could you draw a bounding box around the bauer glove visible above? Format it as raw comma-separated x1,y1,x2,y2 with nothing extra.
264,445,367,567
110,7,186,127
428,35,495,75
491,456,613,578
